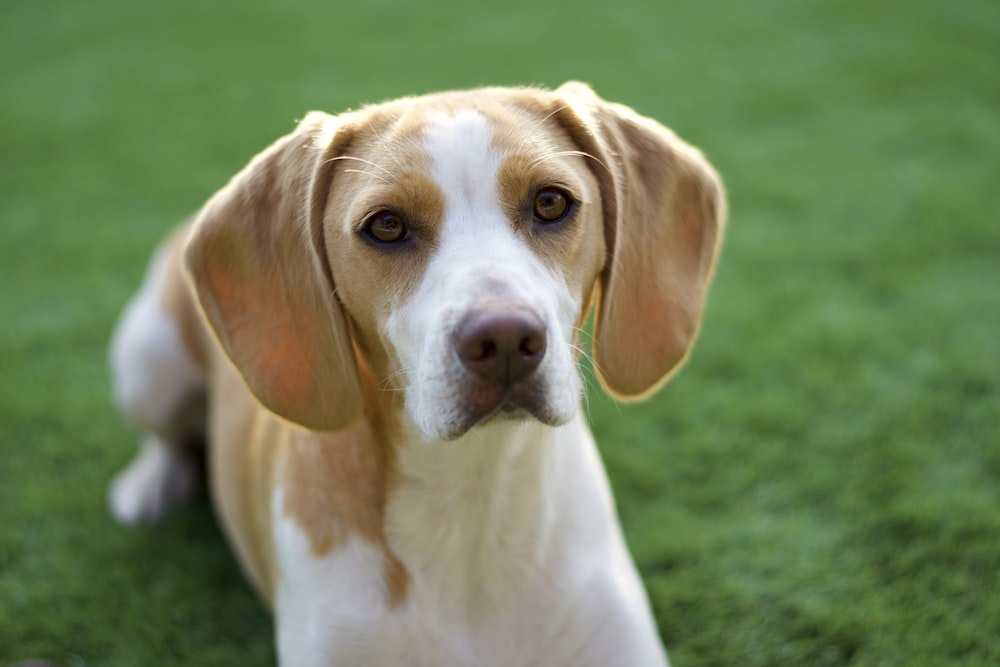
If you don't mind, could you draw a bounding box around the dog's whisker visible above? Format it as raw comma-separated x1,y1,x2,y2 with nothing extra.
530,103,570,134
571,325,596,349
524,102,613,176
329,155,394,180
568,340,595,367
568,338,622,413
580,381,592,421
376,367,415,393
528,149,606,173
342,168,392,185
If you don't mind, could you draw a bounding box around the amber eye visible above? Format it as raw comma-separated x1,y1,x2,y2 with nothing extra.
533,187,571,224
364,210,408,244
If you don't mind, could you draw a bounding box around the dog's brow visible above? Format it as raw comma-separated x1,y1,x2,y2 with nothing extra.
531,104,570,133
527,149,608,174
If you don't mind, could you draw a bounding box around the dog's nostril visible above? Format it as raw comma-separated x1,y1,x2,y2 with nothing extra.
456,310,547,384
471,340,498,362
519,333,544,358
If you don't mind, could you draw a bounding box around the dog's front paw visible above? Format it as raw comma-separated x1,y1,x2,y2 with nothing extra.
108,438,200,525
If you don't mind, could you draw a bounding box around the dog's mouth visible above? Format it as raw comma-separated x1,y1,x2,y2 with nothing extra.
440,378,564,440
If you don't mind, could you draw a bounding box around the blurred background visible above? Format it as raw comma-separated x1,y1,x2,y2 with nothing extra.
2,0,997,664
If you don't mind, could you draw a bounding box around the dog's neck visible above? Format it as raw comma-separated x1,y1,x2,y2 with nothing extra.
386,410,615,623
391,416,561,547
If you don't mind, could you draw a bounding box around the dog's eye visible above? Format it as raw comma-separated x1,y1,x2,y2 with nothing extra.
364,210,408,244
533,187,571,224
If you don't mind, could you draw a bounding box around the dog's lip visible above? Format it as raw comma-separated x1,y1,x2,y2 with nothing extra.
465,389,524,424
478,395,530,422
442,380,558,439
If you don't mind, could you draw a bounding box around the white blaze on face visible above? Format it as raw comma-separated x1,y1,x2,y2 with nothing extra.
385,109,583,441
426,109,503,235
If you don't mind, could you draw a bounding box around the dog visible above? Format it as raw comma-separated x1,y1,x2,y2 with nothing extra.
107,82,725,666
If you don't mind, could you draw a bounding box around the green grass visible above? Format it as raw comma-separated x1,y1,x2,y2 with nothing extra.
2,0,998,664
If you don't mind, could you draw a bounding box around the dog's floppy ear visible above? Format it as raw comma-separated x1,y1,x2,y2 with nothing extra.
555,82,726,398
185,112,362,431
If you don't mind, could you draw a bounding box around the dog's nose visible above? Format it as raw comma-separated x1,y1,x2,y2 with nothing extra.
456,310,547,385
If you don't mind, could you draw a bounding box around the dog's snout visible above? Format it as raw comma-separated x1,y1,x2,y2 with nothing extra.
456,310,547,385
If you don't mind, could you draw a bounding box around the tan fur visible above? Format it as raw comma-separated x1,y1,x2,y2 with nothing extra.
185,112,363,433
280,361,410,607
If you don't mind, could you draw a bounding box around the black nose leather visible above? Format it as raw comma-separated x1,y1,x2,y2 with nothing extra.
456,310,547,384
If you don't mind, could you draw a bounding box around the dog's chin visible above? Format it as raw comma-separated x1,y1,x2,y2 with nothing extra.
418,383,576,442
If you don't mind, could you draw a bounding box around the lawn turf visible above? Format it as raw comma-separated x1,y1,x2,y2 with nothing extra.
2,0,999,664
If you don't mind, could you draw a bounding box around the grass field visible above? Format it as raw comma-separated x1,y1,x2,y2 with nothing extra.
2,0,998,664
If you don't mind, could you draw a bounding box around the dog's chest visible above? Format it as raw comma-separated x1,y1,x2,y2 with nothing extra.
271,418,666,666
273,515,644,667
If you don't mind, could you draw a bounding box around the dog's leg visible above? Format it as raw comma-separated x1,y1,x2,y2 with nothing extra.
107,241,206,525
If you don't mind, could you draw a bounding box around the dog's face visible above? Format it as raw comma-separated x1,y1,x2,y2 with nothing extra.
324,99,606,439
185,83,725,439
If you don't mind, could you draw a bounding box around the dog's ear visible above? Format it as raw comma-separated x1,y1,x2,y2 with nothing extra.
555,82,727,398
185,112,362,431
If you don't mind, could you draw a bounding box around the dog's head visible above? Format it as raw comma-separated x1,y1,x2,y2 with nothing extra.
186,83,725,441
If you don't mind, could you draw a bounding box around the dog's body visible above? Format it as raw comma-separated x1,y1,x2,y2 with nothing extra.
108,83,725,666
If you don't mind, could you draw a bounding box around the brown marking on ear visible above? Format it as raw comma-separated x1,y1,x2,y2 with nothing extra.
553,82,727,398
185,113,363,431
280,359,410,608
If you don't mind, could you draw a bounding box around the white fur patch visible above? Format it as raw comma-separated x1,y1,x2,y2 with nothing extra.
108,434,201,524
109,247,204,434
386,109,582,441
273,489,391,666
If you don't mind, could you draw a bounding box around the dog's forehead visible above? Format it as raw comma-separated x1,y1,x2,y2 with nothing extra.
331,91,590,247
350,91,563,171
422,109,502,219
